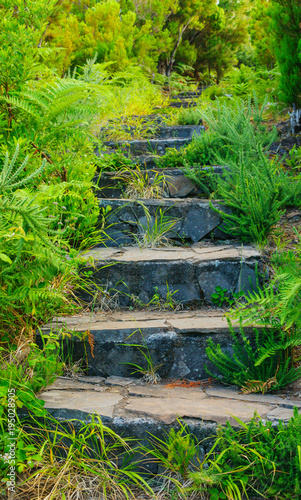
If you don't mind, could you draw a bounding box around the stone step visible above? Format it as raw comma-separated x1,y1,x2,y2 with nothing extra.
96,166,224,199
168,100,198,109
98,198,231,246
79,245,262,308
38,375,301,471
97,125,204,159
44,310,255,380
99,124,204,141
99,137,192,157
170,89,206,99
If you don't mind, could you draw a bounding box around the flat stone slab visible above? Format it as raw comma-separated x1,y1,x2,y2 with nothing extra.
39,377,301,430
105,376,136,387
40,390,123,418
45,309,227,333
206,386,301,408
44,309,260,381
97,198,232,245
128,385,208,400
124,396,273,425
84,244,259,263
36,376,301,467
80,244,261,309
46,378,105,391
266,407,295,422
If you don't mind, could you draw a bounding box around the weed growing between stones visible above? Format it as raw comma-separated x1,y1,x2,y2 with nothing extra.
113,165,169,199
96,151,137,173
132,205,180,248
210,287,245,308
122,330,162,384
177,107,202,126
129,284,181,311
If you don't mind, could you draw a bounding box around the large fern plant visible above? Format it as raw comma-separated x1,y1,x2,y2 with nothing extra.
210,145,286,244
206,320,301,394
0,146,77,341
3,78,99,150
212,234,301,393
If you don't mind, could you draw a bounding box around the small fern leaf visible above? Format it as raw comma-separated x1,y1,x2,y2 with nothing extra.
0,252,12,264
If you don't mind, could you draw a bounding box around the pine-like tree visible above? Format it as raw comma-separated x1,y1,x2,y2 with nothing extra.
269,0,301,107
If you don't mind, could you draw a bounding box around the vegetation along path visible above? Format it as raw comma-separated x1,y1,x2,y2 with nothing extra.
2,0,301,497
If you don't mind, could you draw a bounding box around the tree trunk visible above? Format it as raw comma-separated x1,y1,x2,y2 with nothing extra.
165,18,195,77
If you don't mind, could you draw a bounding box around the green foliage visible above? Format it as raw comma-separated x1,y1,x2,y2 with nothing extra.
198,94,277,159
217,230,301,393
188,0,249,82
0,0,57,126
122,333,162,384
211,148,285,244
249,0,276,69
0,412,151,496
130,283,180,311
214,408,301,498
269,0,301,106
96,151,135,172
132,205,180,248
177,107,202,125
0,333,63,416
210,286,244,307
206,320,301,393
224,66,281,102
0,146,80,340
181,164,217,197
232,231,301,333
286,145,301,173
146,421,199,479
113,165,168,199
3,78,99,149
181,95,299,243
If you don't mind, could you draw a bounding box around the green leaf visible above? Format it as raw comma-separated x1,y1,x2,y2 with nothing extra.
0,253,12,263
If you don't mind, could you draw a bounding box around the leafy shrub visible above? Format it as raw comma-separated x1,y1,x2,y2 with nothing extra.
95,151,136,172
206,321,301,393
0,412,148,497
211,148,285,243
0,147,80,341
214,408,301,498
177,107,202,125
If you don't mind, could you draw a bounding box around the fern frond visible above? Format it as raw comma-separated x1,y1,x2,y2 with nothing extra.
0,144,45,193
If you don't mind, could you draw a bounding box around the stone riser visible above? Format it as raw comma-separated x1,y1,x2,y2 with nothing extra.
44,317,252,380
98,198,232,246
168,101,198,108
79,246,261,308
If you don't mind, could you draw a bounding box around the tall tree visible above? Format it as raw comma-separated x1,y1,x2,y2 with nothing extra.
181,0,249,82
0,0,57,128
249,0,276,69
158,0,219,76
269,0,301,106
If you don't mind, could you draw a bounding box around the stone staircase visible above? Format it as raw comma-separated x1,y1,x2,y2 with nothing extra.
41,110,298,448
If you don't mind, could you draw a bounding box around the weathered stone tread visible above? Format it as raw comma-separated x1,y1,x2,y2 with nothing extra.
46,309,242,335
83,244,260,263
39,376,301,427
